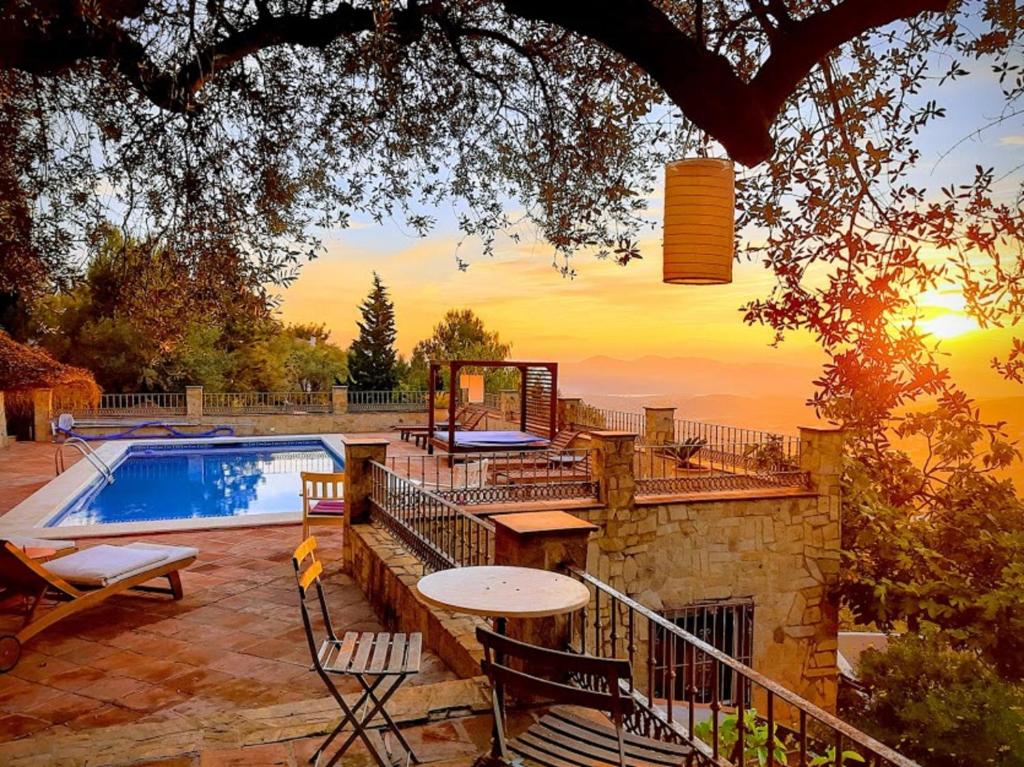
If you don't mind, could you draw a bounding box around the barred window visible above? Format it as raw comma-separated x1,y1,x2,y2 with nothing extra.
654,598,754,705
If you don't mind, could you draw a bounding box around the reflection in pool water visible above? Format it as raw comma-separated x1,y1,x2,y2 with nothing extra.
49,441,343,527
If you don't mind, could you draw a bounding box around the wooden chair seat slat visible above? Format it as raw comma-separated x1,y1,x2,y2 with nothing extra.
368,633,391,672
324,631,360,672
521,712,688,766
350,631,376,673
405,633,422,671
507,734,600,767
386,634,407,673
547,710,692,758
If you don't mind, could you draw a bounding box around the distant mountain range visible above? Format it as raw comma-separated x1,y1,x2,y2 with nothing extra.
560,355,820,400
560,355,1024,488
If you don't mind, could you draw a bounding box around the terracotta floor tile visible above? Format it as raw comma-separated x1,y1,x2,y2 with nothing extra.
8,652,78,684
64,703,145,731
77,674,150,703
0,676,62,713
43,665,108,692
120,684,190,713
23,691,105,725
0,712,52,742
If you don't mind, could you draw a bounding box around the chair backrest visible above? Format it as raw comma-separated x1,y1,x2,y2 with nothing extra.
292,536,336,665
0,541,79,598
300,471,345,513
476,627,634,720
460,406,488,431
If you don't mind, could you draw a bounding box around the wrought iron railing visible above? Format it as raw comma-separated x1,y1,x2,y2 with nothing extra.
368,461,495,571
572,406,647,435
203,391,331,414
675,419,799,454
384,449,598,506
55,392,188,418
633,441,809,496
347,389,428,412
566,568,919,767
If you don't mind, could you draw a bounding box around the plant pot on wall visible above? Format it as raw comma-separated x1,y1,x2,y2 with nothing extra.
663,158,735,285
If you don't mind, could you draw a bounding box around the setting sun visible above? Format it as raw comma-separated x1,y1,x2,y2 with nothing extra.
921,313,979,339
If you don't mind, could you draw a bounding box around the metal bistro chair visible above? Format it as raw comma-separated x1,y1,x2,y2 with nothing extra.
292,536,422,767
300,471,346,540
477,627,692,767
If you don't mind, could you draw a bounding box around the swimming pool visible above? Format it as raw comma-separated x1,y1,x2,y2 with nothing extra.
45,439,344,528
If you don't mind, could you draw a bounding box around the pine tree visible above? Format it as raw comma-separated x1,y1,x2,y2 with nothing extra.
346,273,398,391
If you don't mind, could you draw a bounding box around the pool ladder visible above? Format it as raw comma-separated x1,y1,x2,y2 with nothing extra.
55,438,115,484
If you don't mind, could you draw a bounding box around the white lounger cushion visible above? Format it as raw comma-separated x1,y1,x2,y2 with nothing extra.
7,536,76,553
46,542,198,587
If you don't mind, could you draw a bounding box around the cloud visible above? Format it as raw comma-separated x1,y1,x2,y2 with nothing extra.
998,135,1024,146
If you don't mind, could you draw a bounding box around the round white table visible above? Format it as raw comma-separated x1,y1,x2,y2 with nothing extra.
415,565,590,625
416,565,591,757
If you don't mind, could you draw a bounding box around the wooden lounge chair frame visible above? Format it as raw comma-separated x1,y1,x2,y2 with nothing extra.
395,404,470,442
0,541,195,672
293,536,422,767
300,471,346,540
477,627,692,766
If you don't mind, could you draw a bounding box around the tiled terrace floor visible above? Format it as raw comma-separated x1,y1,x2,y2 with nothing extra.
0,440,517,765
0,525,453,743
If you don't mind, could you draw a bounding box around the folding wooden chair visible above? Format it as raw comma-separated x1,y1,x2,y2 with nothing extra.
477,627,693,766
300,471,346,540
293,536,421,767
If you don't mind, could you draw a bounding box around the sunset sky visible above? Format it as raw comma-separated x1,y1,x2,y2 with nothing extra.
278,59,1024,400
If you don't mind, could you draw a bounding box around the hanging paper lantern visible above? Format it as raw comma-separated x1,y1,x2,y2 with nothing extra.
663,158,735,284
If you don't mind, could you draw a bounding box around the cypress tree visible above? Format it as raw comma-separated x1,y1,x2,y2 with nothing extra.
347,272,398,391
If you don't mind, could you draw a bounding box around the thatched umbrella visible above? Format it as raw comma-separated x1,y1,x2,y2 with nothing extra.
0,331,99,429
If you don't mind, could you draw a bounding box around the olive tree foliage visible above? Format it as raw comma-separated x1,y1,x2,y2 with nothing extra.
3,0,1008,305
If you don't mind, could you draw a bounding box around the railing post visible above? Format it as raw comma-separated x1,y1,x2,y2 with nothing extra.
493,511,597,651
185,386,203,419
342,437,389,572
0,391,8,448
591,430,637,511
644,406,676,445
557,397,582,430
32,388,53,442
339,387,351,412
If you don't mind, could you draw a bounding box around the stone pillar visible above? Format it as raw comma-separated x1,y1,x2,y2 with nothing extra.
493,511,597,651
33,388,52,442
798,426,845,712
590,431,637,511
331,385,349,414
644,406,676,445
798,426,844,497
342,438,389,571
557,397,582,431
185,386,203,419
498,390,520,421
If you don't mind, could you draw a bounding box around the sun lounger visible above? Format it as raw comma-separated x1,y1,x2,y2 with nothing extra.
0,540,197,672
5,536,77,559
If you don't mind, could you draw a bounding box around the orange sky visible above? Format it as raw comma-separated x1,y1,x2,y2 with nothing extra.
276,225,1022,399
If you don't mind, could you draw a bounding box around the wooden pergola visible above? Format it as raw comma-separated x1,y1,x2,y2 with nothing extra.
427,360,558,455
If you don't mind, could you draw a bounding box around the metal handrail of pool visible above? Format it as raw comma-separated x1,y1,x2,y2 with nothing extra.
55,438,115,484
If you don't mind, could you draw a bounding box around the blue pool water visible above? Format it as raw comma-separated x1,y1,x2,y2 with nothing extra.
48,440,343,527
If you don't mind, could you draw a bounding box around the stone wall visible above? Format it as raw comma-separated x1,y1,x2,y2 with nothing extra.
577,425,843,712
60,410,428,439
347,522,485,679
